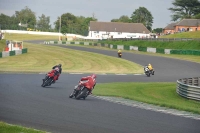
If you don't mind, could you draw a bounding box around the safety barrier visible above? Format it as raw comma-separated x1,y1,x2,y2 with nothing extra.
44,41,200,56
0,48,28,58
177,77,200,101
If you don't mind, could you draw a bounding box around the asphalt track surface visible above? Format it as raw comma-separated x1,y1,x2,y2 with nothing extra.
0,41,200,133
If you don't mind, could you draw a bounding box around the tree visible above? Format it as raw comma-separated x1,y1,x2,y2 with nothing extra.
111,15,131,23
37,14,51,31
152,28,163,33
193,13,200,19
15,6,36,29
54,13,97,35
131,7,153,31
0,13,18,30
169,0,200,21
54,13,77,34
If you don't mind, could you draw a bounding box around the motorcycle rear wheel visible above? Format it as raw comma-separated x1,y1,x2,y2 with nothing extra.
76,88,88,100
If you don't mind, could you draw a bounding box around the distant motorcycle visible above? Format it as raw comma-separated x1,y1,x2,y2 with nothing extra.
144,66,154,77
118,52,122,58
41,67,60,87
69,80,93,100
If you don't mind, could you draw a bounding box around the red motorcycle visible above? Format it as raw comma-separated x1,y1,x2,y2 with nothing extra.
69,80,95,100
41,67,60,87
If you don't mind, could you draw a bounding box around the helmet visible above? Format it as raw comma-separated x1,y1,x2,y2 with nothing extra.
148,64,151,66
58,64,62,67
55,67,59,72
91,74,96,79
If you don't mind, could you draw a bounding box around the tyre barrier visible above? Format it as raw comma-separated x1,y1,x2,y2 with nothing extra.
43,41,200,56
177,77,200,101
44,41,50,44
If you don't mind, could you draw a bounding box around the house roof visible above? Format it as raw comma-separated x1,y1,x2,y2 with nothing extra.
163,23,177,30
89,21,150,34
176,19,200,26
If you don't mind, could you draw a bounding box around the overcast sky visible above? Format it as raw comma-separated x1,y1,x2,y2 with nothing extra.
0,0,174,29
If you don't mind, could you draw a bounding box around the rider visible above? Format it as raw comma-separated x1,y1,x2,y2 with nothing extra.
147,63,154,74
118,49,122,57
43,64,62,83
118,49,122,54
52,64,62,83
79,74,96,95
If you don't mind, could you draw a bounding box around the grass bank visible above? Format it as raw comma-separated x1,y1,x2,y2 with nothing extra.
99,40,200,50
98,31,200,50
3,33,59,41
161,31,200,38
0,121,46,133
94,82,200,114
0,42,143,74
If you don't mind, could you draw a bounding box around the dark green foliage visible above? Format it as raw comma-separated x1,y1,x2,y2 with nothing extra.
169,0,200,21
131,7,153,31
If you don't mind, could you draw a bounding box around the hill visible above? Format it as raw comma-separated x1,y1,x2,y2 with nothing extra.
160,31,200,38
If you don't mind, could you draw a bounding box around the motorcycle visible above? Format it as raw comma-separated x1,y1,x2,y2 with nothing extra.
69,80,93,100
41,68,60,87
144,66,154,77
118,52,122,58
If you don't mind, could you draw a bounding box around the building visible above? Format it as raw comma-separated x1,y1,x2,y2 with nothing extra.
163,22,177,35
163,19,200,35
87,21,151,39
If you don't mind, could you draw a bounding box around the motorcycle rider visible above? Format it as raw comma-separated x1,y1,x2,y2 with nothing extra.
118,49,122,57
43,64,62,83
147,64,154,75
79,74,96,95
52,64,62,83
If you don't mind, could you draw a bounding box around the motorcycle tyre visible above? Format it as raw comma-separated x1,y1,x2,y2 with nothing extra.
76,88,88,100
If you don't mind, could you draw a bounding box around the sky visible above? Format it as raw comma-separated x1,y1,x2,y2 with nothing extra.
0,0,174,29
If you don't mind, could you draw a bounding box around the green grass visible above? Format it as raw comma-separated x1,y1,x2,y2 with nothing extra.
94,82,200,114
99,40,200,50
4,33,60,41
161,31,200,38
98,31,200,50
0,42,143,74
0,121,46,133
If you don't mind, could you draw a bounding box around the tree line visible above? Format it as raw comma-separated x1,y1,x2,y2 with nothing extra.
0,0,200,35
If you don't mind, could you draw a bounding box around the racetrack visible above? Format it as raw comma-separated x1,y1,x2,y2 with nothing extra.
0,41,200,133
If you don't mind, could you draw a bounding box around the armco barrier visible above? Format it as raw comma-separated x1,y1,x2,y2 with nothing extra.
44,41,200,56
177,77,200,101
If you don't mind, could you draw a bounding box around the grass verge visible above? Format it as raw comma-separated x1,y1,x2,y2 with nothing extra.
0,121,46,133
94,82,200,114
0,42,143,74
